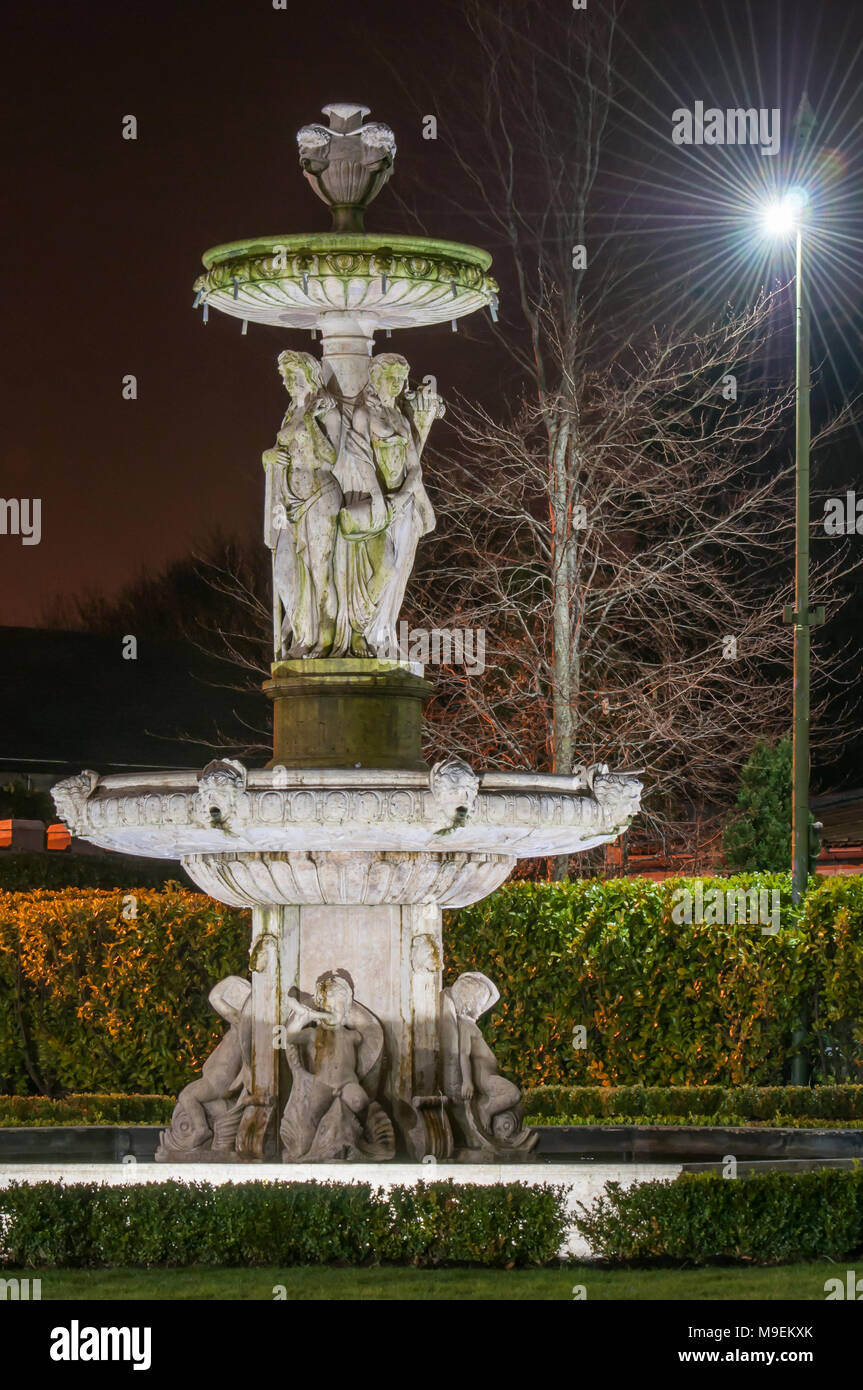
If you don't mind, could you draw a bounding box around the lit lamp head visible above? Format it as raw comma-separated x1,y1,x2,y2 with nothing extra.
759,186,810,239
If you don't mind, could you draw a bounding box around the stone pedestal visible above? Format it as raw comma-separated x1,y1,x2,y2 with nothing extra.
264,658,433,772
249,900,443,1155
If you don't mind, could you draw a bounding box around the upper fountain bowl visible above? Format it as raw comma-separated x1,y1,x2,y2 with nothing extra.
194,104,496,332
194,233,496,331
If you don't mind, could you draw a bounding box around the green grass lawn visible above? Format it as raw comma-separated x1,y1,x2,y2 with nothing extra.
5,1262,845,1300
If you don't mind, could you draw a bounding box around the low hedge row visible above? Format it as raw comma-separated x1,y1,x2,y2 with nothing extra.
0,853,187,891
575,1167,863,1264
524,1085,863,1120
4,1171,860,1269
3,1088,863,1130
530,1114,863,1128
0,1181,567,1268
0,1094,173,1127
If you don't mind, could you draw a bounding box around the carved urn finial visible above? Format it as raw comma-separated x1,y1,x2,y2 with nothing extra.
296,103,396,232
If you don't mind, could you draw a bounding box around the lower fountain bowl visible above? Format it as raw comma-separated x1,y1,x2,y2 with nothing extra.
182,848,515,908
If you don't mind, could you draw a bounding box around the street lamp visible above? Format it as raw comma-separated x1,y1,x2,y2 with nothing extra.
760,188,808,240
759,184,824,1089
759,184,822,912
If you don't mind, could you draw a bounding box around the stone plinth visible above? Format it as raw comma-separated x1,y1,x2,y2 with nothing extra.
263,658,432,771
178,846,516,1160
245,900,444,1155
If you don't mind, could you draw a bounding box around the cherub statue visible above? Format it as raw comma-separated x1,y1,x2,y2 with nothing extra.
441,971,537,1157
279,969,395,1162
156,976,275,1160
263,350,343,658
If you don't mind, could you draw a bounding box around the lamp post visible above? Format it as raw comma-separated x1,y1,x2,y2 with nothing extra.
791,210,811,907
760,187,824,1087
760,190,823,913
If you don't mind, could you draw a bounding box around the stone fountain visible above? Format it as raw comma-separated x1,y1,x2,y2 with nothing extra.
53,104,641,1166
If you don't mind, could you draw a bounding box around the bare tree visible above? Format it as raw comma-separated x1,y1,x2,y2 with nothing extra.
397,0,861,868
414,292,857,857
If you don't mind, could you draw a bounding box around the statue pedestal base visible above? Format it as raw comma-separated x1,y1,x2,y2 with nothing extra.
154,887,536,1166
246,900,443,1157
264,659,433,772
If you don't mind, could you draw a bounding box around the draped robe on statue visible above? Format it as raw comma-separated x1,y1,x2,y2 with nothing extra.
265,393,342,658
333,387,435,658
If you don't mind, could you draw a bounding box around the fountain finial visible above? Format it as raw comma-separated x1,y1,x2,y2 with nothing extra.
296,103,396,232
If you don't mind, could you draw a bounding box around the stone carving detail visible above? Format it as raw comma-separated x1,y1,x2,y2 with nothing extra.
155,964,534,1166
183,849,513,909
336,352,440,658
570,762,608,792
410,933,441,973
297,103,396,232
429,756,480,831
441,971,537,1159
279,970,395,1162
264,349,441,662
195,759,248,827
51,766,643,861
156,976,275,1162
51,770,100,835
592,769,643,830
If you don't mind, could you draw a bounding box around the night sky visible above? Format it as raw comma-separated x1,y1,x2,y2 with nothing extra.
4,0,862,626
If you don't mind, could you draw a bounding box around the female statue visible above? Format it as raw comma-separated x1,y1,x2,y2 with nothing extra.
333,353,438,657
263,351,342,658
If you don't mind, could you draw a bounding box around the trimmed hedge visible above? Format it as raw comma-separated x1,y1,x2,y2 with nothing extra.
575,1167,863,1264
524,1084,863,1121
2,874,861,1095
0,853,189,892
801,876,863,1079
532,1115,863,1128
0,1093,173,1127
445,874,863,1088
0,888,248,1096
0,1180,567,1268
